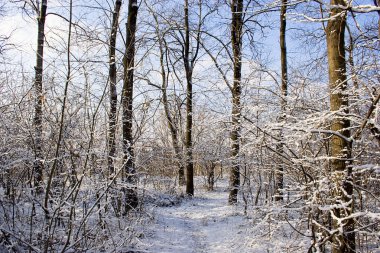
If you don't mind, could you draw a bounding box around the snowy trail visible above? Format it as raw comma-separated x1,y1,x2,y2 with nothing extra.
135,187,251,253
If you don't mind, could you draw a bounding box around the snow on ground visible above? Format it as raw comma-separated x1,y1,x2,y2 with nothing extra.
136,188,249,253
132,179,309,253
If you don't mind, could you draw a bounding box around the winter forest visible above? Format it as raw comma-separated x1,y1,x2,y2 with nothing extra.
0,0,379,252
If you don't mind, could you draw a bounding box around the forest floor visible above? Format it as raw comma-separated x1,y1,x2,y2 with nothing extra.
133,179,308,253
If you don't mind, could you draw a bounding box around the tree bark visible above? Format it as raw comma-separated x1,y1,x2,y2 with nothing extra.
184,0,194,196
326,1,355,252
33,0,47,193
108,0,122,176
275,0,287,202
228,0,243,205
122,0,139,212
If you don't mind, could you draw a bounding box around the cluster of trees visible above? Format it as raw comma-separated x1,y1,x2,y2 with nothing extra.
0,0,379,252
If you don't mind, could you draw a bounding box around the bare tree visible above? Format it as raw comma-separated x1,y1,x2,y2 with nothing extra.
143,0,188,186
184,0,193,196
229,0,243,205
159,28,186,186
32,0,47,193
326,1,355,252
122,0,139,212
108,0,122,176
183,0,201,196
44,0,74,214
275,0,287,202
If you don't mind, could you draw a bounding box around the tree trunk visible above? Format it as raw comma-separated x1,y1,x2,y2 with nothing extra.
122,0,139,213
108,0,122,176
275,0,287,202
184,0,194,196
33,0,47,193
207,162,215,191
228,0,243,205
326,1,355,252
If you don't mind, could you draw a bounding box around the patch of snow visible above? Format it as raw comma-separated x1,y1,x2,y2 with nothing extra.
134,179,309,253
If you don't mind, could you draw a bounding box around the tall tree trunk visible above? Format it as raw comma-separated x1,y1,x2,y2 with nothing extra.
122,0,139,212
184,0,194,196
108,0,122,176
228,0,243,205
275,0,287,202
326,1,355,252
33,0,47,193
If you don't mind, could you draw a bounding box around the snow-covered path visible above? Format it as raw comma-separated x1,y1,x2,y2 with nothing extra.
135,187,251,253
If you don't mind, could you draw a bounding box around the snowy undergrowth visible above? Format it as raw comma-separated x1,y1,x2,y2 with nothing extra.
0,177,150,252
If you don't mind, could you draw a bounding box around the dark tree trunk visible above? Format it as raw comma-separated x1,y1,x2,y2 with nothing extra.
326,1,355,252
184,0,194,196
33,0,47,193
108,0,122,176
207,162,215,191
122,0,139,212
275,0,287,202
228,0,243,205
181,0,202,196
